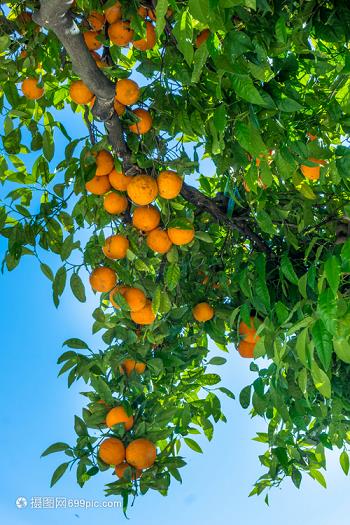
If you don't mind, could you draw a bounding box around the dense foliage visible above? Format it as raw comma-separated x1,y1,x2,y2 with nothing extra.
1,0,350,511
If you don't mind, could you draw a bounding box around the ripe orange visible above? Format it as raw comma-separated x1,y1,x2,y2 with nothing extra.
127,174,158,205
146,228,172,254
157,170,183,199
124,287,147,312
88,11,105,31
108,20,134,46
85,175,111,195
109,169,131,191
99,437,125,465
109,285,128,308
130,300,156,325
103,192,128,214
137,6,148,18
132,205,160,232
129,109,153,134
21,78,44,100
89,266,117,292
167,226,195,245
239,317,260,344
114,98,126,116
120,359,146,376
19,49,27,59
103,234,129,259
115,79,140,106
69,80,94,105
195,29,210,47
192,302,214,322
83,30,102,50
133,22,156,51
301,158,326,181
104,2,122,24
106,406,134,431
237,340,255,358
115,462,142,480
126,438,156,469
95,149,114,176
307,132,317,141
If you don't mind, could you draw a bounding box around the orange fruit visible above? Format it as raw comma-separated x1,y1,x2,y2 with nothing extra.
21,78,44,100
69,80,94,104
115,462,142,480
85,175,111,195
88,11,105,31
99,437,125,465
126,438,156,469
239,317,260,344
301,158,326,181
167,226,195,246
114,98,126,115
83,30,103,50
108,20,134,46
137,6,148,18
133,22,156,51
192,302,214,322
115,79,140,106
95,149,114,176
109,169,131,191
103,234,129,259
195,29,210,47
104,2,122,24
146,228,172,254
237,340,255,358
307,132,317,141
129,109,153,134
132,205,160,232
89,266,117,292
19,49,27,59
120,359,146,375
157,170,183,199
130,300,156,325
106,406,134,431
109,285,128,308
124,287,147,312
127,174,158,205
103,192,128,214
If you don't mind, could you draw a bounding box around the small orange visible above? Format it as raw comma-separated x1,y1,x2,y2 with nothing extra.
99,437,125,465
129,109,153,134
87,11,105,31
95,149,114,176
69,80,94,105
106,406,134,431
126,438,156,469
109,285,128,308
132,205,160,232
133,22,156,51
108,20,134,46
104,2,122,24
90,266,117,292
85,175,111,195
19,49,27,59
192,302,214,322
103,234,129,259
114,98,126,116
130,300,156,325
109,169,131,191
115,79,140,106
195,29,210,47
239,317,260,344
137,6,148,18
237,340,255,358
124,287,147,312
103,192,128,214
146,228,172,254
157,170,183,199
21,78,44,100
127,174,158,205
167,226,195,246
120,359,146,375
301,158,326,181
115,462,142,480
83,30,103,50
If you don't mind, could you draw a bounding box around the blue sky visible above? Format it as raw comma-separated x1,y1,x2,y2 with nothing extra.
0,89,349,524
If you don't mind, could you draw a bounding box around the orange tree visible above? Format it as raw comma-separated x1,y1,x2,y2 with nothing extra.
1,0,350,510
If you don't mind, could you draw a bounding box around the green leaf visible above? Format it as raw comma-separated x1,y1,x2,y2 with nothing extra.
63,338,88,349
256,210,277,235
309,469,327,488
311,362,331,398
277,96,303,112
239,385,251,408
42,442,70,457
195,231,213,243
50,462,70,487
235,121,267,157
165,263,180,290
340,450,349,475
231,74,265,105
155,0,168,38
40,262,54,281
280,254,298,284
219,386,235,399
208,356,227,365
333,336,350,364
184,438,203,453
311,320,333,371
213,104,227,132
74,415,87,436
70,273,86,302
43,129,55,161
90,376,114,405
173,10,194,66
192,43,209,83
324,255,340,295
0,35,10,53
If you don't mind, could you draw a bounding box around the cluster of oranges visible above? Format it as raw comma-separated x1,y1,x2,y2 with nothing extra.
98,405,156,480
237,317,261,358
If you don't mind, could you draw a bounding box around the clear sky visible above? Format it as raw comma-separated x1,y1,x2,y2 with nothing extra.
0,90,349,525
